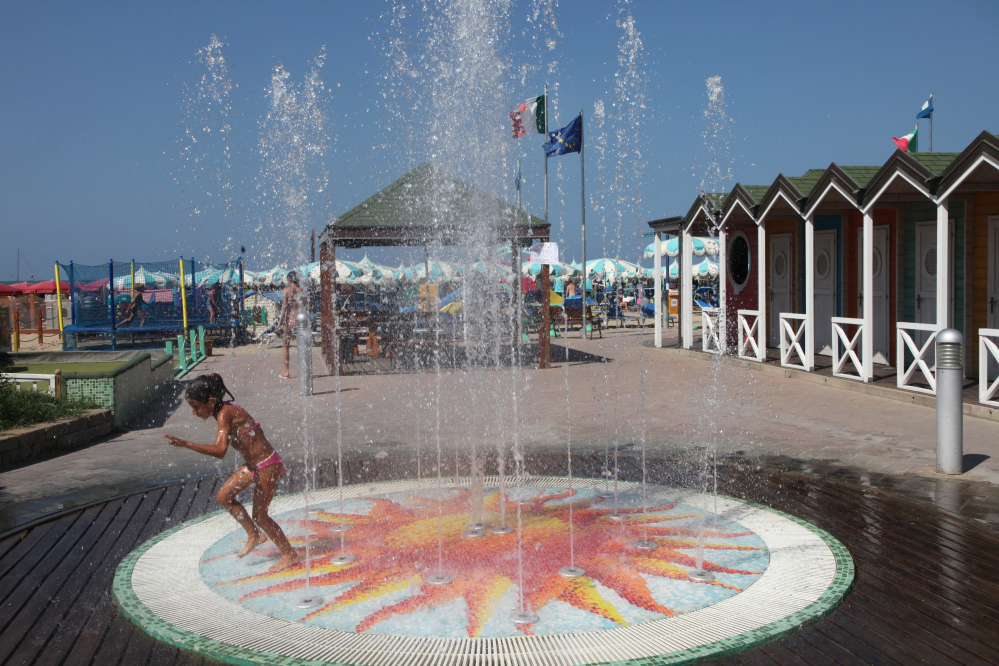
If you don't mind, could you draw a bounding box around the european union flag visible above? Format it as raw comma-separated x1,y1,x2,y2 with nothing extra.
543,114,582,157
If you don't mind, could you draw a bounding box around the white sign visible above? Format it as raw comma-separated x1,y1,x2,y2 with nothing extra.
529,242,559,265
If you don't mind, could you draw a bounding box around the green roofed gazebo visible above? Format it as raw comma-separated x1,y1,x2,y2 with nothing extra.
317,163,549,372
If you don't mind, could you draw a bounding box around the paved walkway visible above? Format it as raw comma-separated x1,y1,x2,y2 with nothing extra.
3,327,999,533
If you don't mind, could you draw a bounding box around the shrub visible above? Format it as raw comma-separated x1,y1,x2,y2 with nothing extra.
0,378,101,431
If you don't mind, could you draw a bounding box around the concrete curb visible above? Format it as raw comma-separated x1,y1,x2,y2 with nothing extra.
647,342,999,425
0,409,114,470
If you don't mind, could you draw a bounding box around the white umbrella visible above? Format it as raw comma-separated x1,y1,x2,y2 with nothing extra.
114,266,171,290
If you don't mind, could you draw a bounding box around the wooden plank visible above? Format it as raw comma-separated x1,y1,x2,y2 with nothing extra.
88,610,136,666
0,500,123,663
777,632,840,666
185,475,222,521
31,493,145,666
0,520,56,580
115,619,158,666
56,490,169,666
0,531,27,563
826,609,936,666
14,486,174,666
839,596,973,666
145,640,182,666
853,579,999,663
0,511,87,621
744,478,999,631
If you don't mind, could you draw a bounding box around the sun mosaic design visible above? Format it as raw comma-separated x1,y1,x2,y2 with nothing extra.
199,485,769,638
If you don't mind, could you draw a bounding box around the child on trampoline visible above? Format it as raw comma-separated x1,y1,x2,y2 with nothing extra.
119,285,150,327
206,282,223,324
164,373,300,571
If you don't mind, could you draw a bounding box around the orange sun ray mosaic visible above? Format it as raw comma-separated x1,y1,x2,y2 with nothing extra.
199,483,769,638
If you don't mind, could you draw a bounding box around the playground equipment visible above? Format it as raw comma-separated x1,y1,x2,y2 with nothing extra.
58,256,245,351
165,325,208,378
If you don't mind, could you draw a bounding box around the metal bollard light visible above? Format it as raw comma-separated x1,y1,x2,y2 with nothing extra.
935,328,964,475
297,312,313,397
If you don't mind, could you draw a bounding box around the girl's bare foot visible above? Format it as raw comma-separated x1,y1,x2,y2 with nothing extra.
238,532,267,558
279,372,290,379
269,552,300,572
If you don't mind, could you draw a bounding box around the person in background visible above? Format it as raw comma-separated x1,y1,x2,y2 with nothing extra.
279,272,302,379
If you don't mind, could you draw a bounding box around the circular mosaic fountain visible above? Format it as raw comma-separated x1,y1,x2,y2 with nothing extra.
113,476,853,665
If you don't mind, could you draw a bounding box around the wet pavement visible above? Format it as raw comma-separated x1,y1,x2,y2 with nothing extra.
3,328,999,537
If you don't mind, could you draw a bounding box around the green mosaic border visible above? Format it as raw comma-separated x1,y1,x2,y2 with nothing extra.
112,482,855,666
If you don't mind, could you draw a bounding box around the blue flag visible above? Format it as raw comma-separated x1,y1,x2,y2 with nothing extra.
543,114,582,157
514,168,522,191
916,98,933,119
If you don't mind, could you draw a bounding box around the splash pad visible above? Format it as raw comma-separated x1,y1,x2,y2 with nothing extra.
113,476,852,665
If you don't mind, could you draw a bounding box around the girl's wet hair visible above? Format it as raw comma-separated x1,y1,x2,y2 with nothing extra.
287,271,299,286
185,373,235,414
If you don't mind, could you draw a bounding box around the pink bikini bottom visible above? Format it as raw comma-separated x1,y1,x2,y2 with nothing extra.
246,451,284,480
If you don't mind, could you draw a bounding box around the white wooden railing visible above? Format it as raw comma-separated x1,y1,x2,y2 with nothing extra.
896,322,940,394
831,317,866,381
979,328,999,406
779,313,808,370
737,310,763,361
701,307,722,355
1,372,58,396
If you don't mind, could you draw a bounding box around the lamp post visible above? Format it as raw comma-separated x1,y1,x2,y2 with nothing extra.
936,328,964,474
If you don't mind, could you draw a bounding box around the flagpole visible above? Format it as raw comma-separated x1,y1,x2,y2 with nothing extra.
579,109,586,339
544,83,549,232
929,93,933,153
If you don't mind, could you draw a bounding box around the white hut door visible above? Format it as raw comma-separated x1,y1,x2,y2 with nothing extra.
914,221,938,365
858,226,890,364
769,233,793,345
987,216,999,379
814,230,837,355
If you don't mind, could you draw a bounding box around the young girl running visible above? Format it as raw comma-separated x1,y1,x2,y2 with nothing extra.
165,373,300,571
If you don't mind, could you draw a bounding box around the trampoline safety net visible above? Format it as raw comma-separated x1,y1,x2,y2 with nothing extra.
59,258,244,350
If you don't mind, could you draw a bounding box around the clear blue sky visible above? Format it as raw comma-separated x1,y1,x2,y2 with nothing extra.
2,0,998,279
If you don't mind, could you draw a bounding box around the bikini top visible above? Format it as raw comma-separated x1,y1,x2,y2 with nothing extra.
224,402,261,437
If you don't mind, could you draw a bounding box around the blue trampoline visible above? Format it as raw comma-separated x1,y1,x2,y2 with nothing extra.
59,257,246,350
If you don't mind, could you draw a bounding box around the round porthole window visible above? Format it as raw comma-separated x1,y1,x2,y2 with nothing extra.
774,252,787,278
924,247,936,276
728,232,751,293
816,251,830,279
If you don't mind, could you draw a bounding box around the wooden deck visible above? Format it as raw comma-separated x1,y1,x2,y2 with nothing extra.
0,454,997,665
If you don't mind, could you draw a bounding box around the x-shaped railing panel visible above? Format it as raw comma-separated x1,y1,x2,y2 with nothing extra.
978,328,999,406
737,310,762,361
779,313,807,370
896,322,939,395
831,317,865,381
701,307,722,355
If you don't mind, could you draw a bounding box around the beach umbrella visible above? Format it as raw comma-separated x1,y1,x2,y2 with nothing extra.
258,265,289,288
521,260,576,278
414,260,460,281
0,284,23,297
615,259,643,278
20,280,69,295
115,267,172,290
584,258,631,279
660,237,717,258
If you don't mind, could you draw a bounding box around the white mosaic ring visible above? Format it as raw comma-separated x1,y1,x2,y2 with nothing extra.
113,476,854,666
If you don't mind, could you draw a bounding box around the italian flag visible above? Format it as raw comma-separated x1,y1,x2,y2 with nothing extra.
892,127,918,153
510,95,546,138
